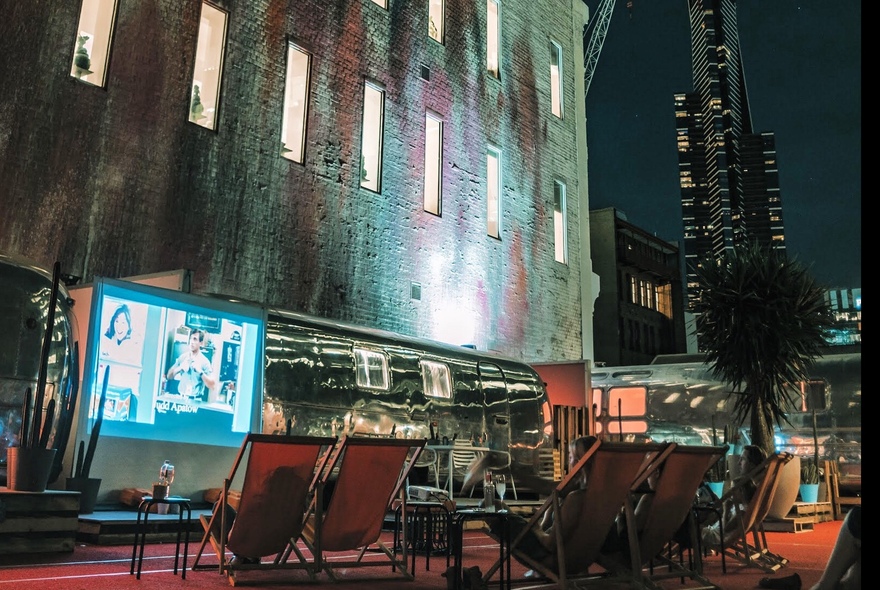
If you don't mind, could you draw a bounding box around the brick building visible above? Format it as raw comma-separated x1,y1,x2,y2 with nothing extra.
589,208,687,366
0,0,593,364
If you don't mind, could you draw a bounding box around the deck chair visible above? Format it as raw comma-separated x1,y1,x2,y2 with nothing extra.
483,440,663,589
191,433,337,585
285,436,427,581
710,451,793,573
601,443,728,590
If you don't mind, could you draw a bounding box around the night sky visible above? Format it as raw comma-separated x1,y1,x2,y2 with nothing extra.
585,1,861,289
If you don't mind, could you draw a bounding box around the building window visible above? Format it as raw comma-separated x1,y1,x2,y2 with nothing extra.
354,348,389,390
553,181,567,263
487,146,501,238
70,0,119,87
360,82,385,193
280,44,310,163
487,0,500,78
424,112,443,215
421,359,452,399
550,41,563,118
370,0,387,7
189,2,227,130
429,0,445,43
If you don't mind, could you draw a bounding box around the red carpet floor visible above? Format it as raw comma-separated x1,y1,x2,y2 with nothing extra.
0,519,840,589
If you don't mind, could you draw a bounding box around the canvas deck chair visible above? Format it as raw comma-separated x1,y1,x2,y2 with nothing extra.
711,451,793,572
601,444,728,590
191,433,337,585
286,435,427,582
483,440,663,589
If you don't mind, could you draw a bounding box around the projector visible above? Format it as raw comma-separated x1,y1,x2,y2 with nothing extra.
408,485,450,502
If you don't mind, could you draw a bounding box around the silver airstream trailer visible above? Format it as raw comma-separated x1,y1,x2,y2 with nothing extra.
589,350,862,467
262,308,551,471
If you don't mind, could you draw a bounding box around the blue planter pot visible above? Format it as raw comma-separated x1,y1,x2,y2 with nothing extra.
799,483,819,503
707,481,725,498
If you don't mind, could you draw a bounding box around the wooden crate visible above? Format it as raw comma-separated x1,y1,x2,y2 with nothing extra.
0,488,80,554
791,501,833,523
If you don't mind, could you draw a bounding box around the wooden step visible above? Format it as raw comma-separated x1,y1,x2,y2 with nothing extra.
764,516,814,533
0,488,80,554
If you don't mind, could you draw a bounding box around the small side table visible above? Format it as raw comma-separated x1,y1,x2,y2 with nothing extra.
450,508,511,590
130,495,193,579
393,500,453,576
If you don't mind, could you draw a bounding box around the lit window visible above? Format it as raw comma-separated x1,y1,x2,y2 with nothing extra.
370,0,387,7
424,112,443,215
550,41,563,117
189,2,227,130
421,360,452,399
281,44,311,163
70,0,119,87
429,0,445,43
354,348,389,390
553,181,567,263
487,146,501,238
360,82,385,193
487,0,500,78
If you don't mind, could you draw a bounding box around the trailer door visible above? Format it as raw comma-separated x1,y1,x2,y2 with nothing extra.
478,362,509,451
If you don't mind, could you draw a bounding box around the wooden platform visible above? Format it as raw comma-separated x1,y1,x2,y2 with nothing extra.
764,501,833,533
0,488,80,554
77,507,212,546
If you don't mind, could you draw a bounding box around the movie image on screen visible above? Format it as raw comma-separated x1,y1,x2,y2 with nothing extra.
81,278,265,448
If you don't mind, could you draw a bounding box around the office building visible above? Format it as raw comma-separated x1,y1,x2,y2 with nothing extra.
824,288,861,346
675,0,786,321
589,208,687,366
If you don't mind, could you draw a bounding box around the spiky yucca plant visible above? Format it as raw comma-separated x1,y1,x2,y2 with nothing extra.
694,242,835,459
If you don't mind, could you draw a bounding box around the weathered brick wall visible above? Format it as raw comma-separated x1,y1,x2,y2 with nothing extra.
0,0,586,362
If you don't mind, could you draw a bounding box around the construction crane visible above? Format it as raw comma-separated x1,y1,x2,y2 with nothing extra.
583,0,632,98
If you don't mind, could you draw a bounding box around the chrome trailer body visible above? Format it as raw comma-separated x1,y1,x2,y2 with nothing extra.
0,252,77,486
590,350,861,466
262,309,551,477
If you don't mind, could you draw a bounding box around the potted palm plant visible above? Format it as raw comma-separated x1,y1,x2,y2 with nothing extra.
694,242,834,519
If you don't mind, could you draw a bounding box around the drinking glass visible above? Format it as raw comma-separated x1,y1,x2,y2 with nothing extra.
495,474,507,501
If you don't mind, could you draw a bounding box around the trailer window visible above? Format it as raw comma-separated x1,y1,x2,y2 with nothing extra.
608,386,647,417
797,380,827,412
354,348,389,390
421,360,452,399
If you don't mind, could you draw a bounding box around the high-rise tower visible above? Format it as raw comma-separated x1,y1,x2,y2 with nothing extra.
676,0,786,316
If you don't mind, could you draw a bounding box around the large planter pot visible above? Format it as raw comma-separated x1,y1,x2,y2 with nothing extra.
66,477,102,514
6,446,57,492
766,455,800,519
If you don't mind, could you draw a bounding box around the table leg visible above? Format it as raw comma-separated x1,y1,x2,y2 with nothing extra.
130,501,144,575
448,451,454,498
137,503,151,579
452,516,463,590
182,503,191,579
174,504,183,575
426,508,433,571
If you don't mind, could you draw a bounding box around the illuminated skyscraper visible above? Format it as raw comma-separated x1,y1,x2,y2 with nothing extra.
675,0,786,316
